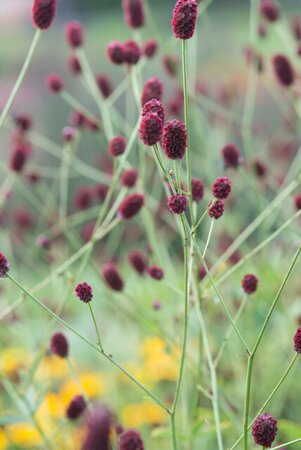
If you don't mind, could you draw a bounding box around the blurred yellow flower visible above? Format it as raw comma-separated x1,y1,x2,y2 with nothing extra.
37,392,65,420
7,424,42,447
0,430,7,450
140,337,178,382
122,402,167,428
60,371,107,406
37,354,69,380
0,348,30,376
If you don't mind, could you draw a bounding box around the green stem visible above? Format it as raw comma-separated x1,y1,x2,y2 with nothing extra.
270,438,301,449
88,303,104,352
243,355,254,450
203,219,214,258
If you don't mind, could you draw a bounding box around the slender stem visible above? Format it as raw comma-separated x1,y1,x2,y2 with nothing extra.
270,438,301,449
243,355,254,450
88,303,104,352
60,90,100,125
203,219,214,259
0,29,41,130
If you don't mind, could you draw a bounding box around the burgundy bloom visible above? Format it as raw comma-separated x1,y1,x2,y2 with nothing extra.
147,265,164,280
9,142,31,173
15,114,32,132
68,55,81,75
242,274,258,295
0,252,9,278
273,54,295,87
208,200,224,219
119,429,144,450
70,110,86,128
152,300,161,310
85,117,100,132
32,0,57,30
14,207,33,229
122,0,145,29
212,177,232,200
96,74,113,98
291,17,301,41
46,73,64,93
294,327,301,352
141,77,164,106
123,40,141,65
65,21,83,48
74,186,93,210
172,0,198,40
128,250,148,274
66,395,87,420
118,193,144,220
82,407,111,450
102,263,124,291
162,120,187,160
198,263,207,281
121,168,138,188
107,41,125,65
139,113,163,146
75,282,93,303
258,23,267,38
252,413,278,448
37,234,51,250
191,178,204,202
109,136,127,158
294,193,301,210
221,143,242,169
62,126,77,142
95,184,109,203
142,99,165,123
50,332,69,358
259,0,279,23
253,158,267,178
143,39,158,58
168,194,188,214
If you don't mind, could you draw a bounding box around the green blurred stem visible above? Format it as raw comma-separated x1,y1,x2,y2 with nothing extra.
88,303,104,352
203,219,214,259
270,438,301,449
0,29,41,130
60,90,100,126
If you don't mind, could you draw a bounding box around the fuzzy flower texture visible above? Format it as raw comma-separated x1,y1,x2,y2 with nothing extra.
252,413,278,448
172,0,198,40
32,0,57,30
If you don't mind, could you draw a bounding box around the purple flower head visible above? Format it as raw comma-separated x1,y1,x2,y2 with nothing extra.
123,40,141,65
252,413,278,448
66,395,87,420
32,0,57,30
121,168,139,188
107,41,125,65
65,21,84,48
122,0,145,29
119,429,144,450
0,253,9,278
273,54,295,87
141,77,164,106
102,263,124,291
162,120,187,160
142,99,165,123
118,193,144,220
242,274,258,295
50,332,69,358
139,113,163,146
212,177,232,200
128,250,148,274
172,0,198,40
147,265,164,280
208,199,224,220
221,143,242,169
191,178,204,202
75,282,93,303
109,136,127,158
167,194,188,214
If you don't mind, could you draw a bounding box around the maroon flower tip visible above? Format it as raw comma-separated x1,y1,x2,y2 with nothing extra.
167,194,188,214
66,395,87,420
83,407,111,450
107,41,125,65
221,143,242,169
15,114,32,132
68,55,81,75
50,332,69,358
36,234,51,250
172,0,198,40
118,193,144,220
74,186,93,210
121,168,139,188
259,0,279,23
273,54,295,87
70,110,86,128
163,55,179,77
242,274,258,295
102,263,124,291
0,252,9,278
143,39,158,58
147,265,164,281
139,112,163,146
142,98,165,123
294,193,301,211
46,73,64,93
141,77,164,106
128,250,148,274
123,40,141,65
253,158,267,178
84,117,99,132
208,199,224,220
122,0,145,29
152,300,161,310
65,21,83,48
62,126,77,142
191,178,205,202
294,327,301,352
119,429,144,450
258,23,267,38
109,136,127,158
291,17,301,41
162,120,187,160
212,176,232,200
9,142,31,173
94,183,109,202
75,282,93,303
96,74,113,98
252,413,278,448
198,263,207,281
32,0,57,30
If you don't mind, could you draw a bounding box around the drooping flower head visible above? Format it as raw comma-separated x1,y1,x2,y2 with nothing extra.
122,0,145,29
162,120,187,160
118,193,144,219
102,263,124,291
273,54,295,87
32,0,57,30
252,413,278,448
75,282,93,303
172,0,198,40
50,332,69,358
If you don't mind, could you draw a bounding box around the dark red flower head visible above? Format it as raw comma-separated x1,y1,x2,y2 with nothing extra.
139,113,163,146
107,41,125,65
294,193,301,211
208,200,224,220
123,40,141,65
96,74,113,99
121,168,139,188
273,54,295,87
162,120,187,160
119,429,144,450
50,332,69,358
102,263,124,291
142,99,165,123
221,143,242,169
141,77,164,106
291,17,301,41
293,327,301,353
66,395,87,420
172,0,198,40
212,177,232,200
143,39,158,58
65,21,84,48
109,136,127,158
9,142,31,173
122,0,145,29
62,126,77,142
168,194,188,214
128,250,148,274
32,0,57,30
253,158,267,178
118,193,144,220
82,407,111,450
0,252,9,278
74,186,93,210
15,114,32,132
147,265,164,280
259,0,279,23
95,184,109,203
242,274,258,295
46,73,64,93
70,110,86,128
68,55,82,75
75,282,93,303
191,178,204,202
252,413,278,448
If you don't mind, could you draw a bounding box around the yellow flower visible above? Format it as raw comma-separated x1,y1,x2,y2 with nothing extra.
123,402,166,428
37,392,65,421
37,354,69,380
140,337,178,383
7,424,42,447
0,430,7,450
0,348,30,376
60,371,107,406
